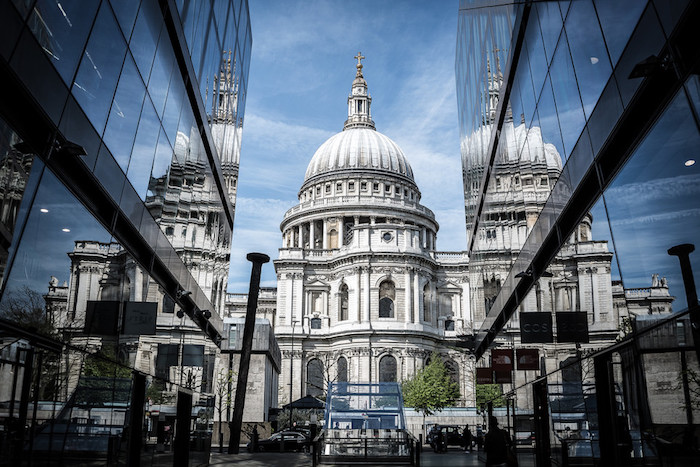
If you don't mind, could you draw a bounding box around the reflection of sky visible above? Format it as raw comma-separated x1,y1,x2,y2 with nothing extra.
4,168,113,296
601,90,700,311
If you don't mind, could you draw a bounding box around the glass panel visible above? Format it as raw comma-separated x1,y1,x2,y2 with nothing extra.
127,97,159,200
536,1,563,65
103,52,146,172
564,0,612,120
129,0,162,83
604,87,700,311
148,29,175,118
549,36,585,160
72,3,126,135
593,0,647,67
28,0,99,84
109,0,140,39
535,76,565,163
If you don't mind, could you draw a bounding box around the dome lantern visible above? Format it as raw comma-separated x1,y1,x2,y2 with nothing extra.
344,52,375,130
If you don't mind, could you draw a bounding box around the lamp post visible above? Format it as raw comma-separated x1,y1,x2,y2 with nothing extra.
289,320,299,430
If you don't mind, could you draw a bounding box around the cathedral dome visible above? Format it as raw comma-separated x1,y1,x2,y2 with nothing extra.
304,128,414,182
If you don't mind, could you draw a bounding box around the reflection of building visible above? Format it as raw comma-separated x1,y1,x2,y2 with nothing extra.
0,1,251,463
457,1,700,465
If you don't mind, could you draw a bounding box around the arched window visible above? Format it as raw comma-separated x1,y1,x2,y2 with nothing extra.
379,280,395,318
310,317,322,329
329,229,338,248
379,355,397,382
423,283,431,322
337,357,348,383
306,358,324,397
339,283,349,321
444,359,459,388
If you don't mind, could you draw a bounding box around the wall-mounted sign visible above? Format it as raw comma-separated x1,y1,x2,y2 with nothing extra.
520,312,553,343
84,300,120,335
491,349,514,371
476,368,493,384
516,349,540,370
122,302,157,335
494,370,512,384
556,312,589,343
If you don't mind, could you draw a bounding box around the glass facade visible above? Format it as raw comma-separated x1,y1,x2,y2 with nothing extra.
0,0,250,464
458,0,700,465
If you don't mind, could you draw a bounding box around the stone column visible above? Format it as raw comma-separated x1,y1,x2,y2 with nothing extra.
421,227,427,248
461,282,471,324
297,225,303,248
322,220,328,249
413,271,421,324
354,216,360,248
404,268,412,323
286,275,293,326
309,221,315,250
355,268,362,323
339,217,344,246
363,267,371,323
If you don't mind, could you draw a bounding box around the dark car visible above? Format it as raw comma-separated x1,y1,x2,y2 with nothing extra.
428,425,465,451
247,431,310,452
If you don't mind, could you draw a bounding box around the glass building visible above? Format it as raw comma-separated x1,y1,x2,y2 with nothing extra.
457,0,700,465
0,0,250,464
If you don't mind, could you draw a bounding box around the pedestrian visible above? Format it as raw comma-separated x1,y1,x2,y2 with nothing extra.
436,428,446,453
252,425,259,452
463,424,473,452
485,417,516,467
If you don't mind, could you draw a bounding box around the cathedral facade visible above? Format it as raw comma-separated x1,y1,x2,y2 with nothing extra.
272,56,473,406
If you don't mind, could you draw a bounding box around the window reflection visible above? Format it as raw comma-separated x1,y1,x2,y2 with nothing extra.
128,97,160,199
28,0,100,84
604,86,700,311
72,3,127,134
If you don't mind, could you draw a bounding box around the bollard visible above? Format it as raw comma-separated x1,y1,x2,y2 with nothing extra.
228,253,270,454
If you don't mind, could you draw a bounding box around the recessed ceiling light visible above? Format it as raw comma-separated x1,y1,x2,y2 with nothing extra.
590,57,599,65
62,228,70,232
685,159,696,167
40,208,49,213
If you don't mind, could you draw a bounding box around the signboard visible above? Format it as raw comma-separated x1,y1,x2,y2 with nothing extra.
491,349,514,371
556,312,589,343
516,349,540,370
84,301,120,335
520,312,553,343
476,368,493,384
494,370,512,384
122,302,157,335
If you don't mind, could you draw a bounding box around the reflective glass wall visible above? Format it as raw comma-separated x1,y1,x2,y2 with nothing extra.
458,0,700,465
0,0,250,464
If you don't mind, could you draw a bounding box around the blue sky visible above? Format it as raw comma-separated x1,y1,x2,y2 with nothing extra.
227,0,464,292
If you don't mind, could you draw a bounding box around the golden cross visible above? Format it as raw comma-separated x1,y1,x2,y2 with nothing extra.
354,52,365,67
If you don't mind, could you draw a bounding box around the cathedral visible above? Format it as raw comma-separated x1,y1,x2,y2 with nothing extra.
269,55,473,406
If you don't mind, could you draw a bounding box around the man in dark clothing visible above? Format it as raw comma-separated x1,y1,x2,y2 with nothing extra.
463,425,473,452
485,417,513,466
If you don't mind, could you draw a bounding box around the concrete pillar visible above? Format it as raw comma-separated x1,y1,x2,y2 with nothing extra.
405,269,412,324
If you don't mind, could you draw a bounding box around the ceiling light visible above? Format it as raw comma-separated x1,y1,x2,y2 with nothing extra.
685,159,695,167
40,208,49,213
62,228,70,232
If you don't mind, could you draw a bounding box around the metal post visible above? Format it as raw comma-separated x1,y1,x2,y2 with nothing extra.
228,253,270,454
128,372,146,467
668,244,700,366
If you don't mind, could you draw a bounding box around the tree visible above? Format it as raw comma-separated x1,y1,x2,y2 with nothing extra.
214,368,235,451
402,353,460,437
475,383,506,408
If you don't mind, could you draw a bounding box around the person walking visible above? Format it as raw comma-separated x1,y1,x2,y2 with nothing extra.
463,425,473,452
485,417,516,466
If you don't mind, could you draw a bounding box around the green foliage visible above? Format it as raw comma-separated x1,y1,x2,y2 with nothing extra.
475,384,506,408
83,345,131,378
402,353,460,416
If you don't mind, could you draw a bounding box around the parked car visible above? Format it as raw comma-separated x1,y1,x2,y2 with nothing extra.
246,431,311,452
427,425,465,451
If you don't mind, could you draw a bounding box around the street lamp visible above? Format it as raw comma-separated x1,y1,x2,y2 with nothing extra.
289,320,299,430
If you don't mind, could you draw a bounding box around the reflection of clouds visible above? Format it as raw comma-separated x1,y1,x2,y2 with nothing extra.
606,174,700,205
610,208,700,227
